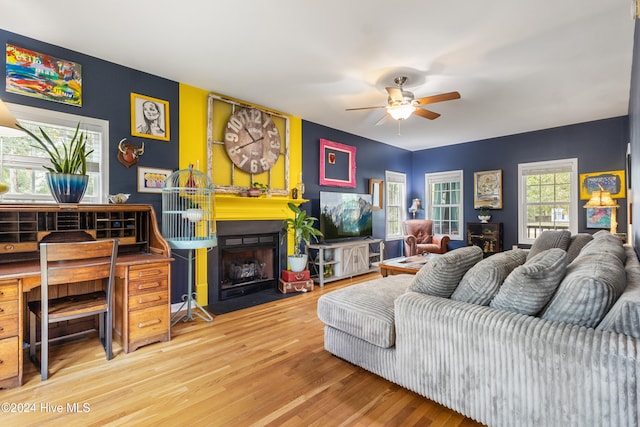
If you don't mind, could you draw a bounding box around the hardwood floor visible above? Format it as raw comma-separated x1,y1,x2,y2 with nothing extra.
1,273,484,426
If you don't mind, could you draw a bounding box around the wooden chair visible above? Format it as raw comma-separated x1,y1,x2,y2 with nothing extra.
28,239,118,380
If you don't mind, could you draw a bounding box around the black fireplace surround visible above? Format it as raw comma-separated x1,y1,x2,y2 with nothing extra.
207,220,287,304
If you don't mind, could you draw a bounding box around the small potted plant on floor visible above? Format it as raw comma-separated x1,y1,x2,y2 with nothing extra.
18,123,93,203
282,202,323,272
477,205,492,223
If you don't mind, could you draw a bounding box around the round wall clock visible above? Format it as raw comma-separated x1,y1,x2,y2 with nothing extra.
224,107,281,174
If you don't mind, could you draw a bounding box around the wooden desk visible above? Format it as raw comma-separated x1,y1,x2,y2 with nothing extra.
0,204,173,389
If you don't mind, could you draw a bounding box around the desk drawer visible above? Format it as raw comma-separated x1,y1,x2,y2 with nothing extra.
0,315,17,340
0,300,18,318
128,276,168,296
0,242,37,254
129,264,168,282
0,336,19,381
128,290,168,311
128,305,168,342
0,283,18,301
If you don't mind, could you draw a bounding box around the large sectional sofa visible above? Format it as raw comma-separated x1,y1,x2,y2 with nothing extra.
317,230,640,427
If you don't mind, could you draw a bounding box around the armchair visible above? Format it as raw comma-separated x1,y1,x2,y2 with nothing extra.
402,219,450,255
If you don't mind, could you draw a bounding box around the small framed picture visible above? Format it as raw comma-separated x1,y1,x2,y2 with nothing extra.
137,167,172,193
586,207,612,229
131,93,170,141
474,169,503,209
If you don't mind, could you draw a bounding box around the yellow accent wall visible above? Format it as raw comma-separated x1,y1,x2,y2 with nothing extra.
178,83,303,305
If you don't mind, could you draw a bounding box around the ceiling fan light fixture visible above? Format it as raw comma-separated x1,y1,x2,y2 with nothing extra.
387,104,415,120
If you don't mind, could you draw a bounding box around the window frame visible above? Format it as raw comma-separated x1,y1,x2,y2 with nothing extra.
517,158,578,245
424,170,464,241
2,103,109,204
384,170,407,241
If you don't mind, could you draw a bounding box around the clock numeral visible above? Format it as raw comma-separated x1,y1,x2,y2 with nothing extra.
262,117,273,129
251,109,261,123
227,116,243,133
267,128,279,139
225,132,239,143
270,139,280,149
228,145,240,156
267,151,278,161
260,157,270,170
238,154,249,168
250,159,259,173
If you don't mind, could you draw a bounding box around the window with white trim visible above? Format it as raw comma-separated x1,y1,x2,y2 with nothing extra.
518,158,578,245
385,171,406,240
425,170,464,240
0,103,108,203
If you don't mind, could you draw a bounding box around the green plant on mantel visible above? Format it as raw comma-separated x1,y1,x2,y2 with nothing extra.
17,122,92,174
251,182,270,195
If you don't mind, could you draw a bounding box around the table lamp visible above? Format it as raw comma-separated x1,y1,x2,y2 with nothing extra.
409,198,421,218
584,187,619,234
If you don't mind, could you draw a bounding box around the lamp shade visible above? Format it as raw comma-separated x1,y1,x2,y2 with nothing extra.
0,99,22,137
387,104,415,120
584,190,619,208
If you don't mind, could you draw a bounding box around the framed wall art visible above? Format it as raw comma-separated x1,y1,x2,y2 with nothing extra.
369,178,383,210
474,169,502,209
137,167,172,193
131,93,170,141
586,207,612,229
320,138,356,188
579,170,625,200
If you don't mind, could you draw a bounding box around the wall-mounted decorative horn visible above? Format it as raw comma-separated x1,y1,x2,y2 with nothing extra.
117,138,145,168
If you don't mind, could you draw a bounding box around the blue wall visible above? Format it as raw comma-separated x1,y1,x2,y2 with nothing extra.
411,117,629,250
301,121,412,258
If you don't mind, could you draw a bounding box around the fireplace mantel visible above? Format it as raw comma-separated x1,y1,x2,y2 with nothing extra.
214,194,308,221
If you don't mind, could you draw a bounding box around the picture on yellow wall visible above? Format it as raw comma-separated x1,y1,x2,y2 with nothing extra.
579,170,625,200
131,93,170,141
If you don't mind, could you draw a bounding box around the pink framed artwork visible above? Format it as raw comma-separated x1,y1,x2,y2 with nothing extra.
320,139,356,188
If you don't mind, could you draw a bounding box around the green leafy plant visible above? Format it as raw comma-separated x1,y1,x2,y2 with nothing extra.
478,205,491,216
251,182,270,194
282,202,323,256
17,123,93,174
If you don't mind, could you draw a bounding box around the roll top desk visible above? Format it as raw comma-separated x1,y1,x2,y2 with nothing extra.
0,204,173,388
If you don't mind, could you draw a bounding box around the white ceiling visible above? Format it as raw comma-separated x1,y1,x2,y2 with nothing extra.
0,1,636,151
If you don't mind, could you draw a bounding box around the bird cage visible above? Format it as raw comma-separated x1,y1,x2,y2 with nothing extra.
162,165,217,250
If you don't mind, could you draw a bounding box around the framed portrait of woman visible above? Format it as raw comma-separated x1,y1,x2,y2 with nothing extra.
130,93,170,141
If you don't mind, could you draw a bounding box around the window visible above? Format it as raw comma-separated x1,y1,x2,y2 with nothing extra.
518,158,578,244
425,170,464,240
0,103,108,203
385,171,406,240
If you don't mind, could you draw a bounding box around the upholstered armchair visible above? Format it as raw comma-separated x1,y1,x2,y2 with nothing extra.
402,219,450,255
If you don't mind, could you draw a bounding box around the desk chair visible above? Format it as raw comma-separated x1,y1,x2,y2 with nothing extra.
28,239,118,380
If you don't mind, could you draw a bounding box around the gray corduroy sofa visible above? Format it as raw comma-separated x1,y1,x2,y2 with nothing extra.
317,232,640,427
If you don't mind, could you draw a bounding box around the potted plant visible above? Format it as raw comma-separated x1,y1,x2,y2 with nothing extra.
248,182,270,197
282,202,323,272
478,205,492,223
18,123,93,203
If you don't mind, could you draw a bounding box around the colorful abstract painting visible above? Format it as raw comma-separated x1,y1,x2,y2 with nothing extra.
6,44,82,106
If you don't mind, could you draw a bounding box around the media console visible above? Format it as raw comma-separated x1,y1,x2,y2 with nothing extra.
306,239,383,287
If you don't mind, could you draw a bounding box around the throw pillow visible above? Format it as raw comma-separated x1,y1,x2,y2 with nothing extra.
566,233,593,263
490,248,567,315
451,249,528,305
408,245,483,298
577,236,626,264
541,252,626,328
527,230,571,261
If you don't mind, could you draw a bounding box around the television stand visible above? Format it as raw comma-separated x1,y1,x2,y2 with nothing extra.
307,239,383,287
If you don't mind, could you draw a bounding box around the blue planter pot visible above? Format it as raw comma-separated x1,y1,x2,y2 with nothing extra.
46,173,89,203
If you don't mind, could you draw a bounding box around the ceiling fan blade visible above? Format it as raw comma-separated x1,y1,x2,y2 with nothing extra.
386,87,404,102
414,108,441,120
346,105,386,111
375,113,391,126
415,91,461,106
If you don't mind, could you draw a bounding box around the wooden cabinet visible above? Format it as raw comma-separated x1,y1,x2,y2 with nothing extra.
307,239,383,287
467,222,503,257
0,280,21,389
115,263,170,353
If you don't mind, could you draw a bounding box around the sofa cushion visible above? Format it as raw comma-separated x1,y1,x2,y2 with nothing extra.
451,249,528,305
576,235,626,264
566,233,593,263
317,274,411,348
408,246,483,298
490,248,567,315
527,229,571,261
596,246,640,337
542,251,626,328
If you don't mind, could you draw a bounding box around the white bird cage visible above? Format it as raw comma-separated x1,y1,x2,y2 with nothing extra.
162,165,216,324
162,166,217,250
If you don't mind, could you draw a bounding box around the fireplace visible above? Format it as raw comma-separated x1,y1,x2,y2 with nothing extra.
207,220,286,302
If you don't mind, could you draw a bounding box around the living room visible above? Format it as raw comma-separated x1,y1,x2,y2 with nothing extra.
1,1,640,425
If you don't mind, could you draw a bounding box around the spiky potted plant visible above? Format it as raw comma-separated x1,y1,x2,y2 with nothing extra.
282,202,323,272
18,123,93,203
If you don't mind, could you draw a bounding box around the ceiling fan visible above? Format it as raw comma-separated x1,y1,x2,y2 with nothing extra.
346,76,461,124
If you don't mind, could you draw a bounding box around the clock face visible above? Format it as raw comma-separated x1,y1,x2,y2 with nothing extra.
224,108,281,174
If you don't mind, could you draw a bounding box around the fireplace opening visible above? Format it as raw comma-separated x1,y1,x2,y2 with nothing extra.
219,232,278,300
